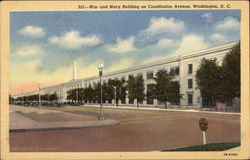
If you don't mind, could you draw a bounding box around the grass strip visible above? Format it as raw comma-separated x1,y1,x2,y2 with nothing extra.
162,142,240,151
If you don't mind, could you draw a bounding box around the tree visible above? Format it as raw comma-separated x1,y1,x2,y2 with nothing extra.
221,42,240,100
168,81,182,105
95,82,110,103
77,88,84,103
107,78,126,106
127,75,145,107
9,95,14,104
41,94,49,102
153,70,181,108
49,92,58,102
67,89,74,102
196,58,222,102
196,42,240,104
82,86,96,103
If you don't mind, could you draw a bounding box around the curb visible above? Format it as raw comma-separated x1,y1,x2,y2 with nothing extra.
10,120,120,133
86,105,241,116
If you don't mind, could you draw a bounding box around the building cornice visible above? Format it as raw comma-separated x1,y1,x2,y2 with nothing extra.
84,42,237,81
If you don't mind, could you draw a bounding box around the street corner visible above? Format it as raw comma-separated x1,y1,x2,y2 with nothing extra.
10,109,120,133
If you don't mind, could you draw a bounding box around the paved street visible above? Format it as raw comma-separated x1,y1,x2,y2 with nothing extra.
10,106,240,152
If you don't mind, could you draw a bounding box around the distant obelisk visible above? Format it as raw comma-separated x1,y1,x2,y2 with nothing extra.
73,60,77,80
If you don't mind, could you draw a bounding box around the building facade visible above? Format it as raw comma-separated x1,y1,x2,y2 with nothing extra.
13,42,237,108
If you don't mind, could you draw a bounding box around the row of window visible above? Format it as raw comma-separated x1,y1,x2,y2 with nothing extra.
147,64,193,80
77,64,193,89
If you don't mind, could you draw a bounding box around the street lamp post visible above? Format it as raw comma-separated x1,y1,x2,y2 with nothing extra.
97,60,104,120
38,84,41,108
76,90,78,104
114,86,117,107
22,92,24,106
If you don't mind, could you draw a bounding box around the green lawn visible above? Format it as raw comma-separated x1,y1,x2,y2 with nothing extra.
162,142,240,151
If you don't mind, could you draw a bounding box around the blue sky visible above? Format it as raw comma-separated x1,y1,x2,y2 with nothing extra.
10,10,240,94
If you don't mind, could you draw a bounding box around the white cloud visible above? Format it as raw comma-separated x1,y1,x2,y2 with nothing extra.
106,58,136,73
106,37,136,53
174,34,211,54
214,17,240,32
144,17,185,35
210,33,228,43
19,26,45,38
15,45,43,56
48,30,102,50
201,13,214,22
156,38,174,48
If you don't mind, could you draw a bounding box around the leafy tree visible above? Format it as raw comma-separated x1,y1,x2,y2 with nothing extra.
127,75,145,107
49,92,58,102
168,81,182,105
41,94,49,102
67,88,84,103
77,88,84,103
67,89,74,102
95,82,109,103
153,70,181,108
30,94,39,102
82,86,96,103
221,42,240,100
9,95,14,104
196,42,240,104
196,58,222,101
107,78,126,106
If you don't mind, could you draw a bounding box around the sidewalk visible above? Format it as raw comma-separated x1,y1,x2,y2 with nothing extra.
10,107,119,133
87,104,241,115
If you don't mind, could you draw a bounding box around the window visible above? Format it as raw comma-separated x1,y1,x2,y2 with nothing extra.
188,94,193,105
188,64,193,74
157,68,165,73
147,84,154,104
188,79,193,89
170,67,179,76
146,71,154,80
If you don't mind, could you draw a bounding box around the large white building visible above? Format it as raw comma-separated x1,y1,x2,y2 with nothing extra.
13,42,238,108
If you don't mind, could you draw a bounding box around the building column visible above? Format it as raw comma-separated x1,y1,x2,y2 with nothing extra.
153,99,157,105
126,98,129,104
134,99,137,106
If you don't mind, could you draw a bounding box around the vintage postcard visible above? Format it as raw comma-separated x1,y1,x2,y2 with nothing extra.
0,0,249,160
